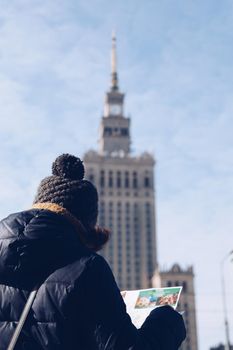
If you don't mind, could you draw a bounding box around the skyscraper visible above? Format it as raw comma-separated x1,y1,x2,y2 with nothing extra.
83,34,198,350
83,34,157,290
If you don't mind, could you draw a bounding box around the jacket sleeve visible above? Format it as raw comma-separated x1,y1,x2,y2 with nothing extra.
85,255,186,350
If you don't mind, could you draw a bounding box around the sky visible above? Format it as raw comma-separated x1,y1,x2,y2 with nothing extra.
0,0,233,349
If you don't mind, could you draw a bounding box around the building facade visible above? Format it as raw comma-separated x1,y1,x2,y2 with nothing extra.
153,264,198,350
83,35,157,290
83,36,198,350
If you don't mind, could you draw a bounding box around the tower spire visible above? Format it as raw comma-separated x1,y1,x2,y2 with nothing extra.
111,31,118,91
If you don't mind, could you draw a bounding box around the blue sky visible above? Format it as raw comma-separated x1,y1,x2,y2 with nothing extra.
0,1,233,348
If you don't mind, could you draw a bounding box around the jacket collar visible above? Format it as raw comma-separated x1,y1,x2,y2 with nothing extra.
32,202,88,247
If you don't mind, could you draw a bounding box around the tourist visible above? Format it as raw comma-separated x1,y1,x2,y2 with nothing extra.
0,154,186,349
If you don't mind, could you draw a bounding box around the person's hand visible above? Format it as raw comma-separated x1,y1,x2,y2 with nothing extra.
141,306,186,349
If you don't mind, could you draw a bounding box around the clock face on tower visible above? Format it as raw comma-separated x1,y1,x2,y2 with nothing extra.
109,104,121,115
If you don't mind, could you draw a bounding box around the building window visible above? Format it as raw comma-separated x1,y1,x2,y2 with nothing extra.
109,202,113,229
117,171,121,188
100,170,105,188
145,202,150,211
109,171,113,188
113,127,119,135
117,202,122,216
167,281,172,287
182,281,188,293
133,171,138,189
134,203,140,258
144,176,150,188
100,201,105,212
99,200,105,226
121,128,128,136
104,127,112,136
125,171,129,188
144,170,151,188
89,174,94,183
145,202,153,276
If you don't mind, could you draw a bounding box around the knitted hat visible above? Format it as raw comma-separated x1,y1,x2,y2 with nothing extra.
34,154,98,227
33,154,110,251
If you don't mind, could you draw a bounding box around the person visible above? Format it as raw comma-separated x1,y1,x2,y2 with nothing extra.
0,154,186,350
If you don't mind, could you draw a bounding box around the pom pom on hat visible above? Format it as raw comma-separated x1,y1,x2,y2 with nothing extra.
52,154,85,180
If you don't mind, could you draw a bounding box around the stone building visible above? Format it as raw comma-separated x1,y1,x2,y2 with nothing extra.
83,35,198,350
83,35,157,290
153,264,198,350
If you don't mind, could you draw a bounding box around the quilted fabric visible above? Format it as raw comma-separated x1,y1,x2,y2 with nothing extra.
0,209,185,350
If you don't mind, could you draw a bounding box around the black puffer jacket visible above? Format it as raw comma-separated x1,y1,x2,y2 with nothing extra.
0,209,186,350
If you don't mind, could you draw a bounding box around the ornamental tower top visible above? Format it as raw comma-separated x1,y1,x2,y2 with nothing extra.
99,34,131,155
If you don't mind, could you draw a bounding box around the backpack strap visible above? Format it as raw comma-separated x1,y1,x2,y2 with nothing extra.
7,289,38,350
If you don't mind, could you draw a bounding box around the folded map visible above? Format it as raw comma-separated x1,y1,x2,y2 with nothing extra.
121,286,182,328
